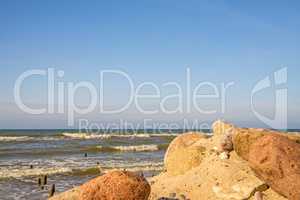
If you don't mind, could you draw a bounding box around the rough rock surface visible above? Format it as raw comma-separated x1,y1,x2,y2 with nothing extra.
164,132,208,175
50,170,150,200
213,121,300,161
150,144,284,200
249,134,300,200
232,128,269,161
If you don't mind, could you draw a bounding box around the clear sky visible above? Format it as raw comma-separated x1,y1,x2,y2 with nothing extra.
0,0,299,129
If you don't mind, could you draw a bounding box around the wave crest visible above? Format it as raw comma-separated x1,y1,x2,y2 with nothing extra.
62,132,179,139
100,144,159,152
0,167,72,179
62,133,111,139
84,144,168,152
0,136,31,142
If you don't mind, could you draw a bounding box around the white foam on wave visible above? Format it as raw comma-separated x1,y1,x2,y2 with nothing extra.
103,162,164,173
62,132,111,139
0,136,31,142
62,132,180,139
117,134,151,138
0,136,65,142
0,166,72,179
97,144,160,152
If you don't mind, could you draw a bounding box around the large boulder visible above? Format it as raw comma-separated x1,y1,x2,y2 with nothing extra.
212,120,268,160
49,170,150,200
233,128,300,161
249,134,300,200
212,120,300,161
164,132,207,176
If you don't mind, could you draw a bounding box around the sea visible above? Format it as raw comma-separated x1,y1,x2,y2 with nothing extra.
0,129,298,200
0,129,208,200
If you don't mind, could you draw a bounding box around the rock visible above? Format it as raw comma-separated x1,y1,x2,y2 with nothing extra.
80,170,150,200
164,132,207,175
234,128,300,161
249,134,300,200
232,128,269,161
49,170,150,200
212,120,300,161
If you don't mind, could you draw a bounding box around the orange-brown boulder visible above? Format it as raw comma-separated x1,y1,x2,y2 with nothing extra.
79,170,150,200
48,170,150,200
212,120,300,161
248,134,300,200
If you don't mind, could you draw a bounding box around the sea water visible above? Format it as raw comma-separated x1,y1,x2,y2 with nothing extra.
0,129,188,200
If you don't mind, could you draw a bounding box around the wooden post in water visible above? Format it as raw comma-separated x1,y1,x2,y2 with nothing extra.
49,184,55,197
42,175,47,185
37,177,42,186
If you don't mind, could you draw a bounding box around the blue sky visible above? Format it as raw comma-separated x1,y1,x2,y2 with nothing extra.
0,0,299,129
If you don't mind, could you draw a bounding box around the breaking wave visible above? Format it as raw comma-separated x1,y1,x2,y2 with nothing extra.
84,144,169,152
0,136,31,142
62,132,111,139
62,132,179,139
0,167,73,179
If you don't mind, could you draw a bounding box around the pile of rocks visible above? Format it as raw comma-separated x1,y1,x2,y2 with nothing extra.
150,121,300,200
